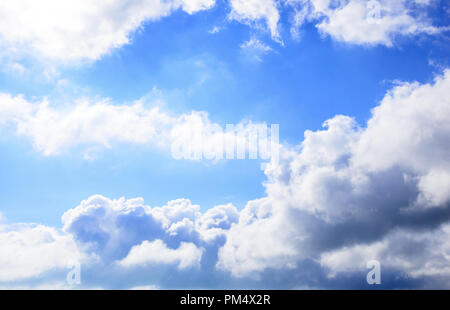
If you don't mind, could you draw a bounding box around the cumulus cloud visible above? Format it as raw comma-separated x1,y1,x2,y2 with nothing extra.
0,95,172,155
229,0,281,41
59,195,240,288
0,223,80,282
217,69,450,281
288,0,448,46
180,0,215,14
0,0,215,62
0,0,446,69
0,194,239,287
1,70,450,288
0,94,276,160
61,195,238,262
320,222,450,283
119,239,204,269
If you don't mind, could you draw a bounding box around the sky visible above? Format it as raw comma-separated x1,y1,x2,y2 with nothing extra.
0,0,449,289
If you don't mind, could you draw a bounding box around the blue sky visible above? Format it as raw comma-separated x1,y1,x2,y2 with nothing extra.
0,0,450,289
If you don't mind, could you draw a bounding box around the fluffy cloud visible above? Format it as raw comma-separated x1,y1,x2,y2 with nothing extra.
0,0,215,62
0,223,80,282
61,195,238,262
0,95,172,155
229,0,281,41
227,0,447,46
228,0,448,46
0,194,238,287
59,195,239,288
354,71,450,206
1,70,450,288
180,0,215,14
119,239,203,269
320,222,450,283
0,0,446,69
217,69,450,280
0,94,275,160
288,0,447,46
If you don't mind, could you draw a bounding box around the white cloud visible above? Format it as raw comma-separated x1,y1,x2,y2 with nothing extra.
0,193,235,286
0,282,80,290
0,94,271,159
288,0,447,46
119,239,204,269
0,223,80,282
208,26,222,34
0,194,238,286
61,195,238,263
240,37,273,52
181,0,215,15
2,70,450,288
197,203,239,241
229,0,281,41
240,37,274,62
353,70,450,206
129,284,160,290
320,222,450,283
0,0,446,68
217,69,450,277
0,0,215,62
2,61,27,75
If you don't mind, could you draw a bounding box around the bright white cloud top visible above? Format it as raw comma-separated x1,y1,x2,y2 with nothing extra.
288,0,447,46
219,70,450,277
0,0,215,62
0,94,279,163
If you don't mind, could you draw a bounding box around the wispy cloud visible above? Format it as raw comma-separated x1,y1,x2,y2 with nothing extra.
240,37,274,62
